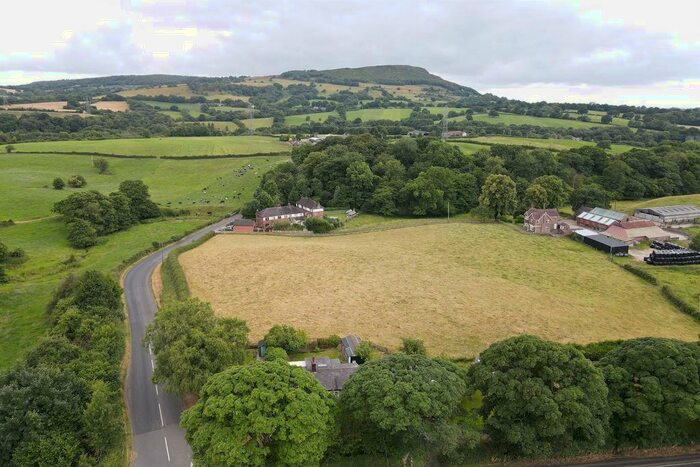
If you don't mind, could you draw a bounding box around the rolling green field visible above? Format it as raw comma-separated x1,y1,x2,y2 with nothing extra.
0,153,290,220
468,112,606,129
0,145,288,367
449,141,489,155
241,117,274,129
346,108,413,121
614,194,700,214
0,217,207,368
9,136,291,157
468,136,634,154
285,111,337,125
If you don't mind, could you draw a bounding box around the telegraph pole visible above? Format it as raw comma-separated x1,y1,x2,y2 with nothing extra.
441,115,448,140
248,104,255,135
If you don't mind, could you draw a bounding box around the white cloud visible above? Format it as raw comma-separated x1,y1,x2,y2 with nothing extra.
0,0,698,106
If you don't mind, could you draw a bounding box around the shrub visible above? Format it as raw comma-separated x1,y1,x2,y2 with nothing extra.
317,334,341,349
264,325,307,353
265,347,288,362
67,175,87,188
690,234,700,251
53,177,65,190
5,144,15,153
67,219,98,249
73,270,122,315
355,341,375,362
661,286,698,319
0,265,7,284
401,337,426,355
305,217,335,234
621,263,658,285
271,221,304,231
93,158,109,174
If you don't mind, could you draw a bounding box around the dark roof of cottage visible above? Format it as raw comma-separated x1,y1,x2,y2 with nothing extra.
297,197,323,210
304,357,359,391
525,208,559,220
340,335,362,357
230,218,255,226
257,205,305,218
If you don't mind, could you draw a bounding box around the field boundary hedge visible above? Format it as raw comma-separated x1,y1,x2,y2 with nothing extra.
620,263,659,285
12,150,290,159
160,231,215,302
660,285,700,321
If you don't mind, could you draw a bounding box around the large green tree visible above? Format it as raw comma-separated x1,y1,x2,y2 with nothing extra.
478,174,517,219
0,364,89,465
598,338,700,448
118,180,160,220
467,335,610,457
339,353,477,459
532,175,570,207
144,298,248,395
181,362,336,466
570,183,611,210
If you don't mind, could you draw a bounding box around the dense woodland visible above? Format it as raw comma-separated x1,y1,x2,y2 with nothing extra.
245,135,700,218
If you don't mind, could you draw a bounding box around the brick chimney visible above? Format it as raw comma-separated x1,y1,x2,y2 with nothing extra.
311,357,317,373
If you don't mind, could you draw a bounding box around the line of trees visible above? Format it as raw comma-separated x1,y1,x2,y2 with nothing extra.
140,298,700,465
162,315,699,466
53,180,160,248
0,271,126,465
244,135,700,220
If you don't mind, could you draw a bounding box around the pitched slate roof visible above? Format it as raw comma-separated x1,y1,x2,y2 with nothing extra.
297,197,323,210
229,218,255,227
304,357,359,391
525,208,560,220
636,205,700,217
257,205,305,218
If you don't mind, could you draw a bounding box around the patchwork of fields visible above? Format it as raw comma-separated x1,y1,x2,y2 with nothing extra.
179,223,700,357
9,135,291,157
0,153,290,220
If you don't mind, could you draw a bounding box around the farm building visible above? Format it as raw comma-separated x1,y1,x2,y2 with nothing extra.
634,205,700,226
576,207,627,231
602,219,674,243
255,197,324,231
226,218,255,233
340,335,363,364
442,130,467,138
296,197,324,218
255,205,306,230
303,357,359,394
574,229,629,255
407,130,429,137
523,208,561,234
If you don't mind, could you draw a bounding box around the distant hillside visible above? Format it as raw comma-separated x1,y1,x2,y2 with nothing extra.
279,65,479,96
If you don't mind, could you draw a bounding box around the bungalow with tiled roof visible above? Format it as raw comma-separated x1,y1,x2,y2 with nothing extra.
255,197,325,231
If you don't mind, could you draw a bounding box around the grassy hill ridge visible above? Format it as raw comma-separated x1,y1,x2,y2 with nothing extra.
279,64,478,95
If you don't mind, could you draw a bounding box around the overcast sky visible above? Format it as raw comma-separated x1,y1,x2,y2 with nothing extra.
1,0,699,107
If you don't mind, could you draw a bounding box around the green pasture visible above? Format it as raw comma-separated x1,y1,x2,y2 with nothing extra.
0,153,290,220
467,136,634,154
9,136,290,157
0,217,207,368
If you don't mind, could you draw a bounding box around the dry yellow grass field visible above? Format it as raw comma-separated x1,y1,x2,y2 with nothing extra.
118,84,194,97
3,101,71,111
179,223,700,357
93,101,129,111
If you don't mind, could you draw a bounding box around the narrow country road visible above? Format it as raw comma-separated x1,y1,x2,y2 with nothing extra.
124,216,236,467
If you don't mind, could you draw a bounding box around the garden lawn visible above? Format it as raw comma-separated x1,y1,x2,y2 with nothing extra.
0,153,290,220
179,223,699,358
9,136,290,157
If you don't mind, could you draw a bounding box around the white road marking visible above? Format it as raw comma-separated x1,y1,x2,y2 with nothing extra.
148,344,153,356
155,385,159,396
151,358,155,370
158,403,164,427
164,437,171,462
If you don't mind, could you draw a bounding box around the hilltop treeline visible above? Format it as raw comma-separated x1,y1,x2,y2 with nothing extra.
245,135,700,218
